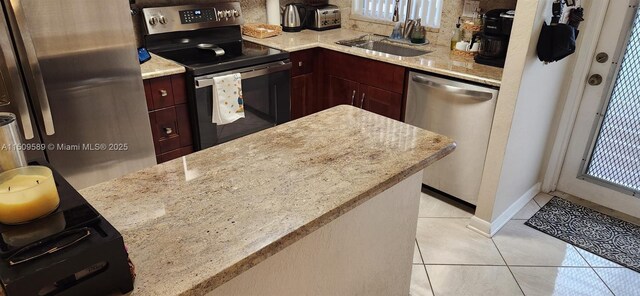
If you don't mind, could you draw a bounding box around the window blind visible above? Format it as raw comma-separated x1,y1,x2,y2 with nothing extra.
352,0,443,28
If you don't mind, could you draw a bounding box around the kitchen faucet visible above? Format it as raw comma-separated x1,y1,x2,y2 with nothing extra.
392,0,416,39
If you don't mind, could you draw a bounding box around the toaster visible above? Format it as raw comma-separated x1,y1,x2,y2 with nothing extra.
307,5,341,31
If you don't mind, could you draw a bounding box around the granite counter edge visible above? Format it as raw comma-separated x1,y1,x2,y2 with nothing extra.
180,141,456,296
243,37,501,87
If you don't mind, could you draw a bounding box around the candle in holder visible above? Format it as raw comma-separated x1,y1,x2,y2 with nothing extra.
0,166,60,225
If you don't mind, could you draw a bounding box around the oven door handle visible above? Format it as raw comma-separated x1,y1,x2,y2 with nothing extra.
195,62,292,88
241,62,291,80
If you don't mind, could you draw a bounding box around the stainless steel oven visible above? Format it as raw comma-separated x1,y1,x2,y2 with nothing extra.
143,2,292,151
193,61,291,149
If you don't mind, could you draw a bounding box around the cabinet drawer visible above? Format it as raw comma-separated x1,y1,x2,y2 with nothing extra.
148,76,175,110
145,74,187,110
149,104,192,154
157,146,193,163
290,49,315,77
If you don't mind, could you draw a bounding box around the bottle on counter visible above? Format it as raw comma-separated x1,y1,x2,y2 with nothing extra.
450,17,462,50
390,22,403,39
410,18,426,44
473,8,484,27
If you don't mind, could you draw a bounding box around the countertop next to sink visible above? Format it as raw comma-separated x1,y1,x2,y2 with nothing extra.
79,106,455,295
140,53,186,80
244,28,503,87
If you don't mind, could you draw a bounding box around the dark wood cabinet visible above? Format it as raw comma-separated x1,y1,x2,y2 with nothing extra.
144,74,193,163
327,76,359,108
361,85,403,120
291,73,315,119
289,48,406,121
290,49,320,119
319,49,406,120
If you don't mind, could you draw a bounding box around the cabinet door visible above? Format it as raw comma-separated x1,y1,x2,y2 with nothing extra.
327,75,359,109
361,85,403,121
291,73,315,119
290,50,315,77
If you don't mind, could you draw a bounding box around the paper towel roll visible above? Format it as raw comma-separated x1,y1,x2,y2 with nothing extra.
266,0,280,25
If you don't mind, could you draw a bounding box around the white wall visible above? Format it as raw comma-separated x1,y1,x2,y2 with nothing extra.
470,0,578,236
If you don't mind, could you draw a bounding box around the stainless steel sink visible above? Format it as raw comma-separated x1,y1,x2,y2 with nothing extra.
336,35,431,57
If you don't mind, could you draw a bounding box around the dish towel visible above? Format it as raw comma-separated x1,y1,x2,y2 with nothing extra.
211,73,244,125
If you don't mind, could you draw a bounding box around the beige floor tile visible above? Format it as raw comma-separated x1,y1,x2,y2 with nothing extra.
512,199,541,220
575,248,623,268
533,192,554,207
410,265,433,296
416,218,505,265
594,268,640,296
511,267,612,296
426,265,523,296
418,193,473,218
413,241,423,264
493,220,589,267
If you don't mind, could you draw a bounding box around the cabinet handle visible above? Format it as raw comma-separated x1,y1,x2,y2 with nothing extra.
350,90,356,105
360,93,365,108
159,89,168,97
298,61,303,67
164,127,173,134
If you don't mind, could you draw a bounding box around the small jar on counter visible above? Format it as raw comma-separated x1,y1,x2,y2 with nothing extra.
410,19,426,44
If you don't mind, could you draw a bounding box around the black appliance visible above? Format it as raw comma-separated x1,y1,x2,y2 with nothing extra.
0,162,134,296
142,2,291,151
475,9,515,68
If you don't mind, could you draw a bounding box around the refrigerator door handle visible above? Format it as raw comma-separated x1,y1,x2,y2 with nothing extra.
0,7,34,140
7,0,55,136
411,74,495,101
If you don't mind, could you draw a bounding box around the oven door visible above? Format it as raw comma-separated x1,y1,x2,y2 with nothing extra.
193,61,291,150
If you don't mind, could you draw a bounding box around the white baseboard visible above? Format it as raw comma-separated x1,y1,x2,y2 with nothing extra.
467,182,541,237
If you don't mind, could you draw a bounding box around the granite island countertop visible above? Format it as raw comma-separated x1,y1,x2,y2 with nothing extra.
140,53,186,80
80,106,455,295
243,28,503,87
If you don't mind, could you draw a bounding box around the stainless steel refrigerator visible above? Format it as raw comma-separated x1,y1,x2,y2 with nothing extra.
0,0,156,189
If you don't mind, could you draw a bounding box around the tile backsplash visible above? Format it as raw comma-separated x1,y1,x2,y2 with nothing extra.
133,0,516,47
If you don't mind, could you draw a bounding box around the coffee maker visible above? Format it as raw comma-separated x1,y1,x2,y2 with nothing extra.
474,9,515,68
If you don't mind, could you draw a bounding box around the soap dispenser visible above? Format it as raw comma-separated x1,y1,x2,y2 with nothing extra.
451,17,462,50
410,18,426,44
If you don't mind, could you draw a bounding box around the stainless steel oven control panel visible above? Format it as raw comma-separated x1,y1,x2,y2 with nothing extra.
143,2,243,35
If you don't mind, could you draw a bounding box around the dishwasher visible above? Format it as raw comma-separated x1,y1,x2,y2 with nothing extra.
405,72,499,205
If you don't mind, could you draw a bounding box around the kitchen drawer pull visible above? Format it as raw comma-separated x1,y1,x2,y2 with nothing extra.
159,89,168,97
350,90,356,105
360,93,365,108
164,127,173,134
411,74,494,101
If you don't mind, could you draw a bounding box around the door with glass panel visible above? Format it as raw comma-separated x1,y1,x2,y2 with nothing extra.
558,0,640,217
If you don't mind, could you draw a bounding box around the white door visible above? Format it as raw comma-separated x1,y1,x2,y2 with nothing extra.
558,0,640,218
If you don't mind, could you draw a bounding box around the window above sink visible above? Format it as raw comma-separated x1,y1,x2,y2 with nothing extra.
351,0,444,28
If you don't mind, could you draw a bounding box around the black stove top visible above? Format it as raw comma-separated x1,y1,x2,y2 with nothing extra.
153,39,289,76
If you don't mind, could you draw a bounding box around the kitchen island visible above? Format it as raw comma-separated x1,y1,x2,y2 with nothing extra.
80,105,455,295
